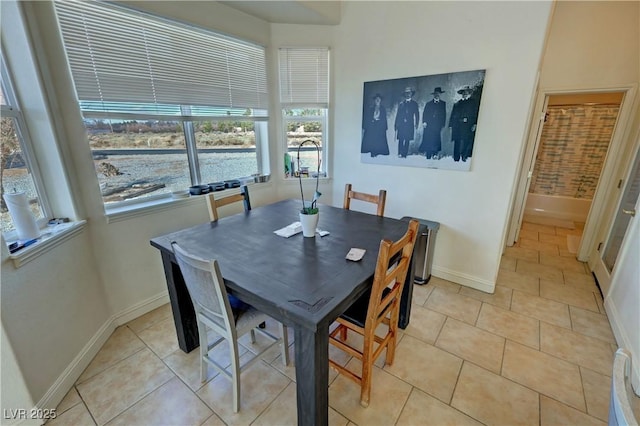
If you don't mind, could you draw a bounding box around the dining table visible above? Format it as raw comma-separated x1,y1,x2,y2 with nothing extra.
150,199,417,426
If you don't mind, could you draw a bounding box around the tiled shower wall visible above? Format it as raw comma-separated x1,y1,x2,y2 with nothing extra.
529,104,619,199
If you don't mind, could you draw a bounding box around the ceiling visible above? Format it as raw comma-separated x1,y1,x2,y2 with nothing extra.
218,1,342,25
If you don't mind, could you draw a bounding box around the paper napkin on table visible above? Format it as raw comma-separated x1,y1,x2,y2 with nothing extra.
274,222,303,238
346,248,366,261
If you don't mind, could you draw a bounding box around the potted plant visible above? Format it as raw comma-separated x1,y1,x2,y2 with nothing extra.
298,139,321,237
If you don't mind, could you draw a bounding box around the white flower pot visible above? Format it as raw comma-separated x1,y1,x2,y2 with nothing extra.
299,212,319,237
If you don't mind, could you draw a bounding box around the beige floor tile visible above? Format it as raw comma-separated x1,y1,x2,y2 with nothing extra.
163,336,247,391
384,335,462,404
476,303,540,349
499,255,517,271
496,269,540,296
581,367,611,422
504,246,540,262
540,395,606,426
435,318,505,374
522,222,558,234
396,388,482,426
459,285,512,309
197,360,289,425
451,362,539,426
522,215,576,229
56,386,82,415
77,348,174,425
136,318,180,359
518,237,560,255
540,322,614,376
329,358,411,426
403,305,446,344
428,276,461,293
539,233,569,246
516,259,564,282
412,283,434,306
253,382,348,426
267,342,298,382
540,280,599,312
77,326,145,384
502,341,585,411
47,402,96,426
570,306,616,343
511,290,571,329
564,270,599,291
425,287,481,325
200,413,227,426
518,229,539,241
126,304,172,334
540,253,590,273
106,377,212,426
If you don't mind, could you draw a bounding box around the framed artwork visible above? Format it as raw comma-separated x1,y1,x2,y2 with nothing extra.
360,69,486,171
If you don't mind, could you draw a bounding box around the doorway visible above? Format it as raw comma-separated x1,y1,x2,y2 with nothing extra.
522,92,623,252
507,87,635,263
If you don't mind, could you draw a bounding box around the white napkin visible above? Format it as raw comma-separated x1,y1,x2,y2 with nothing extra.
274,222,302,238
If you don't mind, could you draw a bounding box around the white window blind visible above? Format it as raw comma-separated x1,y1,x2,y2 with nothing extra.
278,48,329,108
54,1,268,114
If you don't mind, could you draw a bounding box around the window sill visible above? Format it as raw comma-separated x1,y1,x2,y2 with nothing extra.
104,182,267,224
8,220,87,268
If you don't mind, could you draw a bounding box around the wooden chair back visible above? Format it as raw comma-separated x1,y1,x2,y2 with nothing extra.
206,185,251,222
343,183,387,217
328,218,419,407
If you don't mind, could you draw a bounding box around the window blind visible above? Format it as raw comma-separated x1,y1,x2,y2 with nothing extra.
54,1,268,115
278,48,329,108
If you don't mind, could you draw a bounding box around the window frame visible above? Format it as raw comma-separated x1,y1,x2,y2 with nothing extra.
278,47,330,180
1,56,52,231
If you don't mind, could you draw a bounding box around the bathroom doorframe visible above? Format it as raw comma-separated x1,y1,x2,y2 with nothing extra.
506,83,638,262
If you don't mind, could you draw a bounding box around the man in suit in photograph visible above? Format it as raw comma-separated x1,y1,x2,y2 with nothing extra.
449,85,479,161
419,87,447,159
394,86,420,158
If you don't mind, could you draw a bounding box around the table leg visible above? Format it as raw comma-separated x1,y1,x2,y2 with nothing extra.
398,252,414,329
294,327,329,426
160,252,198,352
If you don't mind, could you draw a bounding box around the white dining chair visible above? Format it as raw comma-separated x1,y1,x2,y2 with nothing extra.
171,242,289,413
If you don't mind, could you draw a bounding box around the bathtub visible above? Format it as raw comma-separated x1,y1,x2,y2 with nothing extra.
524,193,592,223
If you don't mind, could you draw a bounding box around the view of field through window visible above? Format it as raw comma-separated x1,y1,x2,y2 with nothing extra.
86,117,323,204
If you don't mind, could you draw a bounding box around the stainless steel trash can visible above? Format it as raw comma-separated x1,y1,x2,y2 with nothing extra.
402,217,440,284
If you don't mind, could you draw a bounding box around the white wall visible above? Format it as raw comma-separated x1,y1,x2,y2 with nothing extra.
329,1,552,291
539,1,639,89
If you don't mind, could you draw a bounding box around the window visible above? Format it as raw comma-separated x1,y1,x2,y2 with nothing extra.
278,48,330,178
54,1,270,208
0,57,49,233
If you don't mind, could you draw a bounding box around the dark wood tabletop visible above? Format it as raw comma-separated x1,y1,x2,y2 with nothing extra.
150,199,414,426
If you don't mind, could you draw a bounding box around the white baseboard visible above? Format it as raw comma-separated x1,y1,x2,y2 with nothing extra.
32,291,170,417
33,318,116,419
432,265,495,293
604,296,640,394
113,291,169,327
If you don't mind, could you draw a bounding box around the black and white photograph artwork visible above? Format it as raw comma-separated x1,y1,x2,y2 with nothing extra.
360,69,486,171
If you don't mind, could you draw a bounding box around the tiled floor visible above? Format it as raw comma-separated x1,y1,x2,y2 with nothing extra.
51,220,628,425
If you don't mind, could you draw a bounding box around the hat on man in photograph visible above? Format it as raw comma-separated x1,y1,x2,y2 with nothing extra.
457,85,472,95
431,87,445,95
373,93,383,100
